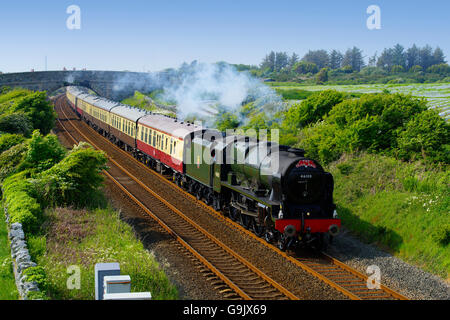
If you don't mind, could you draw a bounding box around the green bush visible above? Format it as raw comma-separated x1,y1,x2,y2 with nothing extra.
36,142,108,207
20,130,67,172
292,61,318,74
327,93,428,151
427,63,450,75
214,112,240,131
0,134,25,154
391,65,405,73
26,290,48,300
283,90,345,130
293,92,446,165
0,142,28,182
396,109,450,163
0,113,33,136
28,236,47,262
3,172,42,234
316,68,329,84
11,91,56,135
23,266,48,293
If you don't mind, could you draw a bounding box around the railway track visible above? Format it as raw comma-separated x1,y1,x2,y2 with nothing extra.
54,95,298,300
55,95,408,300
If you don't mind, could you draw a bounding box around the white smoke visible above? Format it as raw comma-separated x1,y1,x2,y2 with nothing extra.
160,62,283,123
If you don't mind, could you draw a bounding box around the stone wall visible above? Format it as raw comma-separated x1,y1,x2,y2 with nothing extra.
0,70,172,101
4,207,41,300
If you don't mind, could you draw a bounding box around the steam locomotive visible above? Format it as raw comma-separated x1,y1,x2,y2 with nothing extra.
66,86,340,250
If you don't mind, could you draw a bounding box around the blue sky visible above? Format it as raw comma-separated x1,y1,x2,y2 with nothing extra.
0,0,449,73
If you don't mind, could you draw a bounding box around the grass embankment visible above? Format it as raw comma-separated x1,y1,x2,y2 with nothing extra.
122,91,177,117
0,210,18,300
28,207,178,300
329,153,449,279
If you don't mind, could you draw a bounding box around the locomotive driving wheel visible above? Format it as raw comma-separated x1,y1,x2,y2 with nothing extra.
230,207,240,222
251,218,265,237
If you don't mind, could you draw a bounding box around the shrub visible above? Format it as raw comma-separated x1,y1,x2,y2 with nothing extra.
3,172,42,234
409,65,423,73
0,134,25,154
297,122,354,164
23,266,48,293
20,130,66,172
214,112,240,131
28,236,47,262
0,113,33,136
391,65,405,73
396,109,450,163
283,90,345,130
327,93,428,150
11,91,56,135
36,142,108,207
0,142,28,182
316,68,329,84
292,61,318,74
427,63,450,75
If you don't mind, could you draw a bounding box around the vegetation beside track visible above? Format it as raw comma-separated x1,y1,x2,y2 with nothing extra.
0,88,178,300
29,206,178,300
121,90,177,118
329,153,449,278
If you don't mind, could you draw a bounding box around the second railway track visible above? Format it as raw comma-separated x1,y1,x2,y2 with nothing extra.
54,94,408,300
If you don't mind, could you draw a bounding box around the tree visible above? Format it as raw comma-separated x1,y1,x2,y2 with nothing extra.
419,45,434,70
406,44,421,70
292,61,318,74
302,50,330,70
342,47,365,71
368,52,378,67
432,47,446,65
392,44,406,68
377,48,394,69
329,50,343,69
275,52,289,71
260,51,276,72
288,53,299,69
